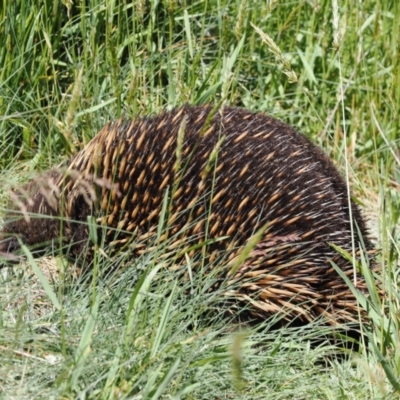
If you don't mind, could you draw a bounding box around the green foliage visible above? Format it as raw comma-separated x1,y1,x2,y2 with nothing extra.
0,250,388,399
0,0,399,398
0,0,397,166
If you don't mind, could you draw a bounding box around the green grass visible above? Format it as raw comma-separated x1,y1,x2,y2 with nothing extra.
0,0,399,398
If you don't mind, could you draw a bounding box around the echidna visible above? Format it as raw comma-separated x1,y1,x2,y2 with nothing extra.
0,105,374,324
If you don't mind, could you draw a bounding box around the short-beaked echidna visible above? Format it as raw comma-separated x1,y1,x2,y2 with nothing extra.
0,105,374,324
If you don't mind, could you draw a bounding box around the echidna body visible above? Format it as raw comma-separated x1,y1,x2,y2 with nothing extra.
0,105,373,324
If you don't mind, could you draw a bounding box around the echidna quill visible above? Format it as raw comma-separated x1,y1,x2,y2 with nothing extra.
0,105,374,324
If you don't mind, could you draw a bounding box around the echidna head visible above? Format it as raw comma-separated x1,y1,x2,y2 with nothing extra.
0,220,26,263
0,237,21,256
0,235,20,253
0,214,63,265
0,175,63,264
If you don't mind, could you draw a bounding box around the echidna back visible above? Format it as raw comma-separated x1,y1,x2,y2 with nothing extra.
0,105,373,323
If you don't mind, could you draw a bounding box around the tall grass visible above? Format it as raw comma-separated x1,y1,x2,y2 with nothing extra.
0,0,399,398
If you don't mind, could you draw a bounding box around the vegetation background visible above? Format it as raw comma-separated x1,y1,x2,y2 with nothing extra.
0,0,399,398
